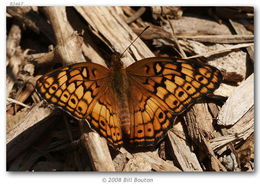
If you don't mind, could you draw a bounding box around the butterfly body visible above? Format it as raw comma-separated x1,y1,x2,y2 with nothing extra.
110,64,132,138
36,54,222,148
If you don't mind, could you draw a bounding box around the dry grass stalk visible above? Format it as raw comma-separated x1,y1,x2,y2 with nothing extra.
176,34,254,44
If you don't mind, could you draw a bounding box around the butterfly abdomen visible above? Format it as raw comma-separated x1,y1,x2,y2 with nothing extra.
109,61,131,138
117,94,131,136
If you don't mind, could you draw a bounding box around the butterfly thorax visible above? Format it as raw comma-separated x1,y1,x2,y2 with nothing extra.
110,53,128,95
110,54,131,137
110,53,123,70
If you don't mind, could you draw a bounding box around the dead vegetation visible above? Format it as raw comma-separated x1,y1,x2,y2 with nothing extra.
6,6,254,171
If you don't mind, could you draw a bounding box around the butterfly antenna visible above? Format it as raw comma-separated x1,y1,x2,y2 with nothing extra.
120,26,150,58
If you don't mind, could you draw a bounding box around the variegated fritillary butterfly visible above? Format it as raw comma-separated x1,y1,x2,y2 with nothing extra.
35,53,222,148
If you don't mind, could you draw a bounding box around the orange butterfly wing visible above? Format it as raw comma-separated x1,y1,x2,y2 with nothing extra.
126,57,222,146
35,62,123,147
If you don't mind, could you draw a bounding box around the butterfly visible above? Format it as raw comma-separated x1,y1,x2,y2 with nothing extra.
35,53,222,148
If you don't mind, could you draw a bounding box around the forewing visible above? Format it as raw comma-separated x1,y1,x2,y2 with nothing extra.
127,57,222,115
